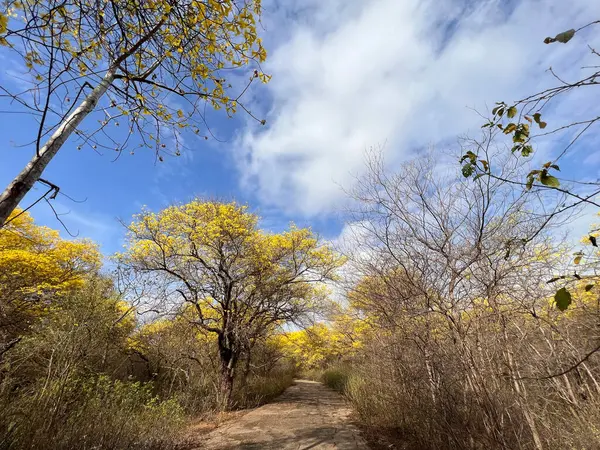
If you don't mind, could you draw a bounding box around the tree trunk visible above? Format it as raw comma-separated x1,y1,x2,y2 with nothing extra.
219,360,235,410
217,331,238,410
0,68,116,227
504,335,544,450
423,347,437,405
240,346,253,390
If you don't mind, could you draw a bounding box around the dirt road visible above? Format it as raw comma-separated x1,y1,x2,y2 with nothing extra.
195,380,368,449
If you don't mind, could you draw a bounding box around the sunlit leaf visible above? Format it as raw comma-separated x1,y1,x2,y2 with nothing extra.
540,174,559,187
521,145,533,157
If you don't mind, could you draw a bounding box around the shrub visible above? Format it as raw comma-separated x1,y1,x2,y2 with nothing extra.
234,369,295,408
0,375,185,450
321,366,351,392
298,368,323,382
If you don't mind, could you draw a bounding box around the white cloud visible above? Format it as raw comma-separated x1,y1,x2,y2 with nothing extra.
237,0,600,216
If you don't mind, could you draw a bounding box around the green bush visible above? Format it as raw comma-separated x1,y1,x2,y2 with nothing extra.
297,368,323,381
0,375,185,450
321,366,351,392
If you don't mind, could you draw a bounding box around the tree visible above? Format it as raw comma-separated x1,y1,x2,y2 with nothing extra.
460,20,600,305
0,276,184,450
118,200,341,407
0,0,268,226
344,150,572,448
0,208,101,356
461,21,600,194
127,307,223,410
279,311,365,371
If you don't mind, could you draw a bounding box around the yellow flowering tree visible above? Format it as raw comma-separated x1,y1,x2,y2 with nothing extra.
279,312,366,371
0,0,269,226
0,208,101,354
118,200,342,407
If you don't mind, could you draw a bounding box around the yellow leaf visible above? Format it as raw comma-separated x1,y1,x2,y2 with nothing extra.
0,12,7,35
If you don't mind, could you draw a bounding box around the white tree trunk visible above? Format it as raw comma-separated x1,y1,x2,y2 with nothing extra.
0,68,116,226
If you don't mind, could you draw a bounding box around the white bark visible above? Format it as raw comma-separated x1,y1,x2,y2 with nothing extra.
0,68,116,226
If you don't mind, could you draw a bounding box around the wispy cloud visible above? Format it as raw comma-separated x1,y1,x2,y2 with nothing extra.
31,200,124,254
236,0,600,217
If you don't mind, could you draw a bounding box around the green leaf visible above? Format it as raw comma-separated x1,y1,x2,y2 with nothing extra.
533,112,542,123
555,29,576,43
507,106,517,118
513,131,526,143
504,123,517,134
521,145,533,157
492,104,506,117
574,254,582,265
460,151,477,164
526,176,535,191
554,287,572,311
540,174,560,187
585,284,594,292
544,29,576,44
462,163,474,178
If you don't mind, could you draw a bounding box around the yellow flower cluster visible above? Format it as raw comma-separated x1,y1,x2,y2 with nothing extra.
0,209,101,307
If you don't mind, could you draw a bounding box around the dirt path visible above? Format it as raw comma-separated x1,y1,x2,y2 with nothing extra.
194,380,369,449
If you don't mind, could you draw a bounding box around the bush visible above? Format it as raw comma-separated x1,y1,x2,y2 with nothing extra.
321,366,350,392
234,369,295,408
0,280,187,450
298,368,323,381
0,375,185,450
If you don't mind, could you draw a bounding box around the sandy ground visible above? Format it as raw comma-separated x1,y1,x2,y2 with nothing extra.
191,380,369,450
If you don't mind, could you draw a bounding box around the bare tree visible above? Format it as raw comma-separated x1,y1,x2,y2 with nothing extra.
460,20,600,304
342,148,588,448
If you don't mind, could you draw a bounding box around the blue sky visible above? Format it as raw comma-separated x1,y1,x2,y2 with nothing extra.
2,0,600,256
